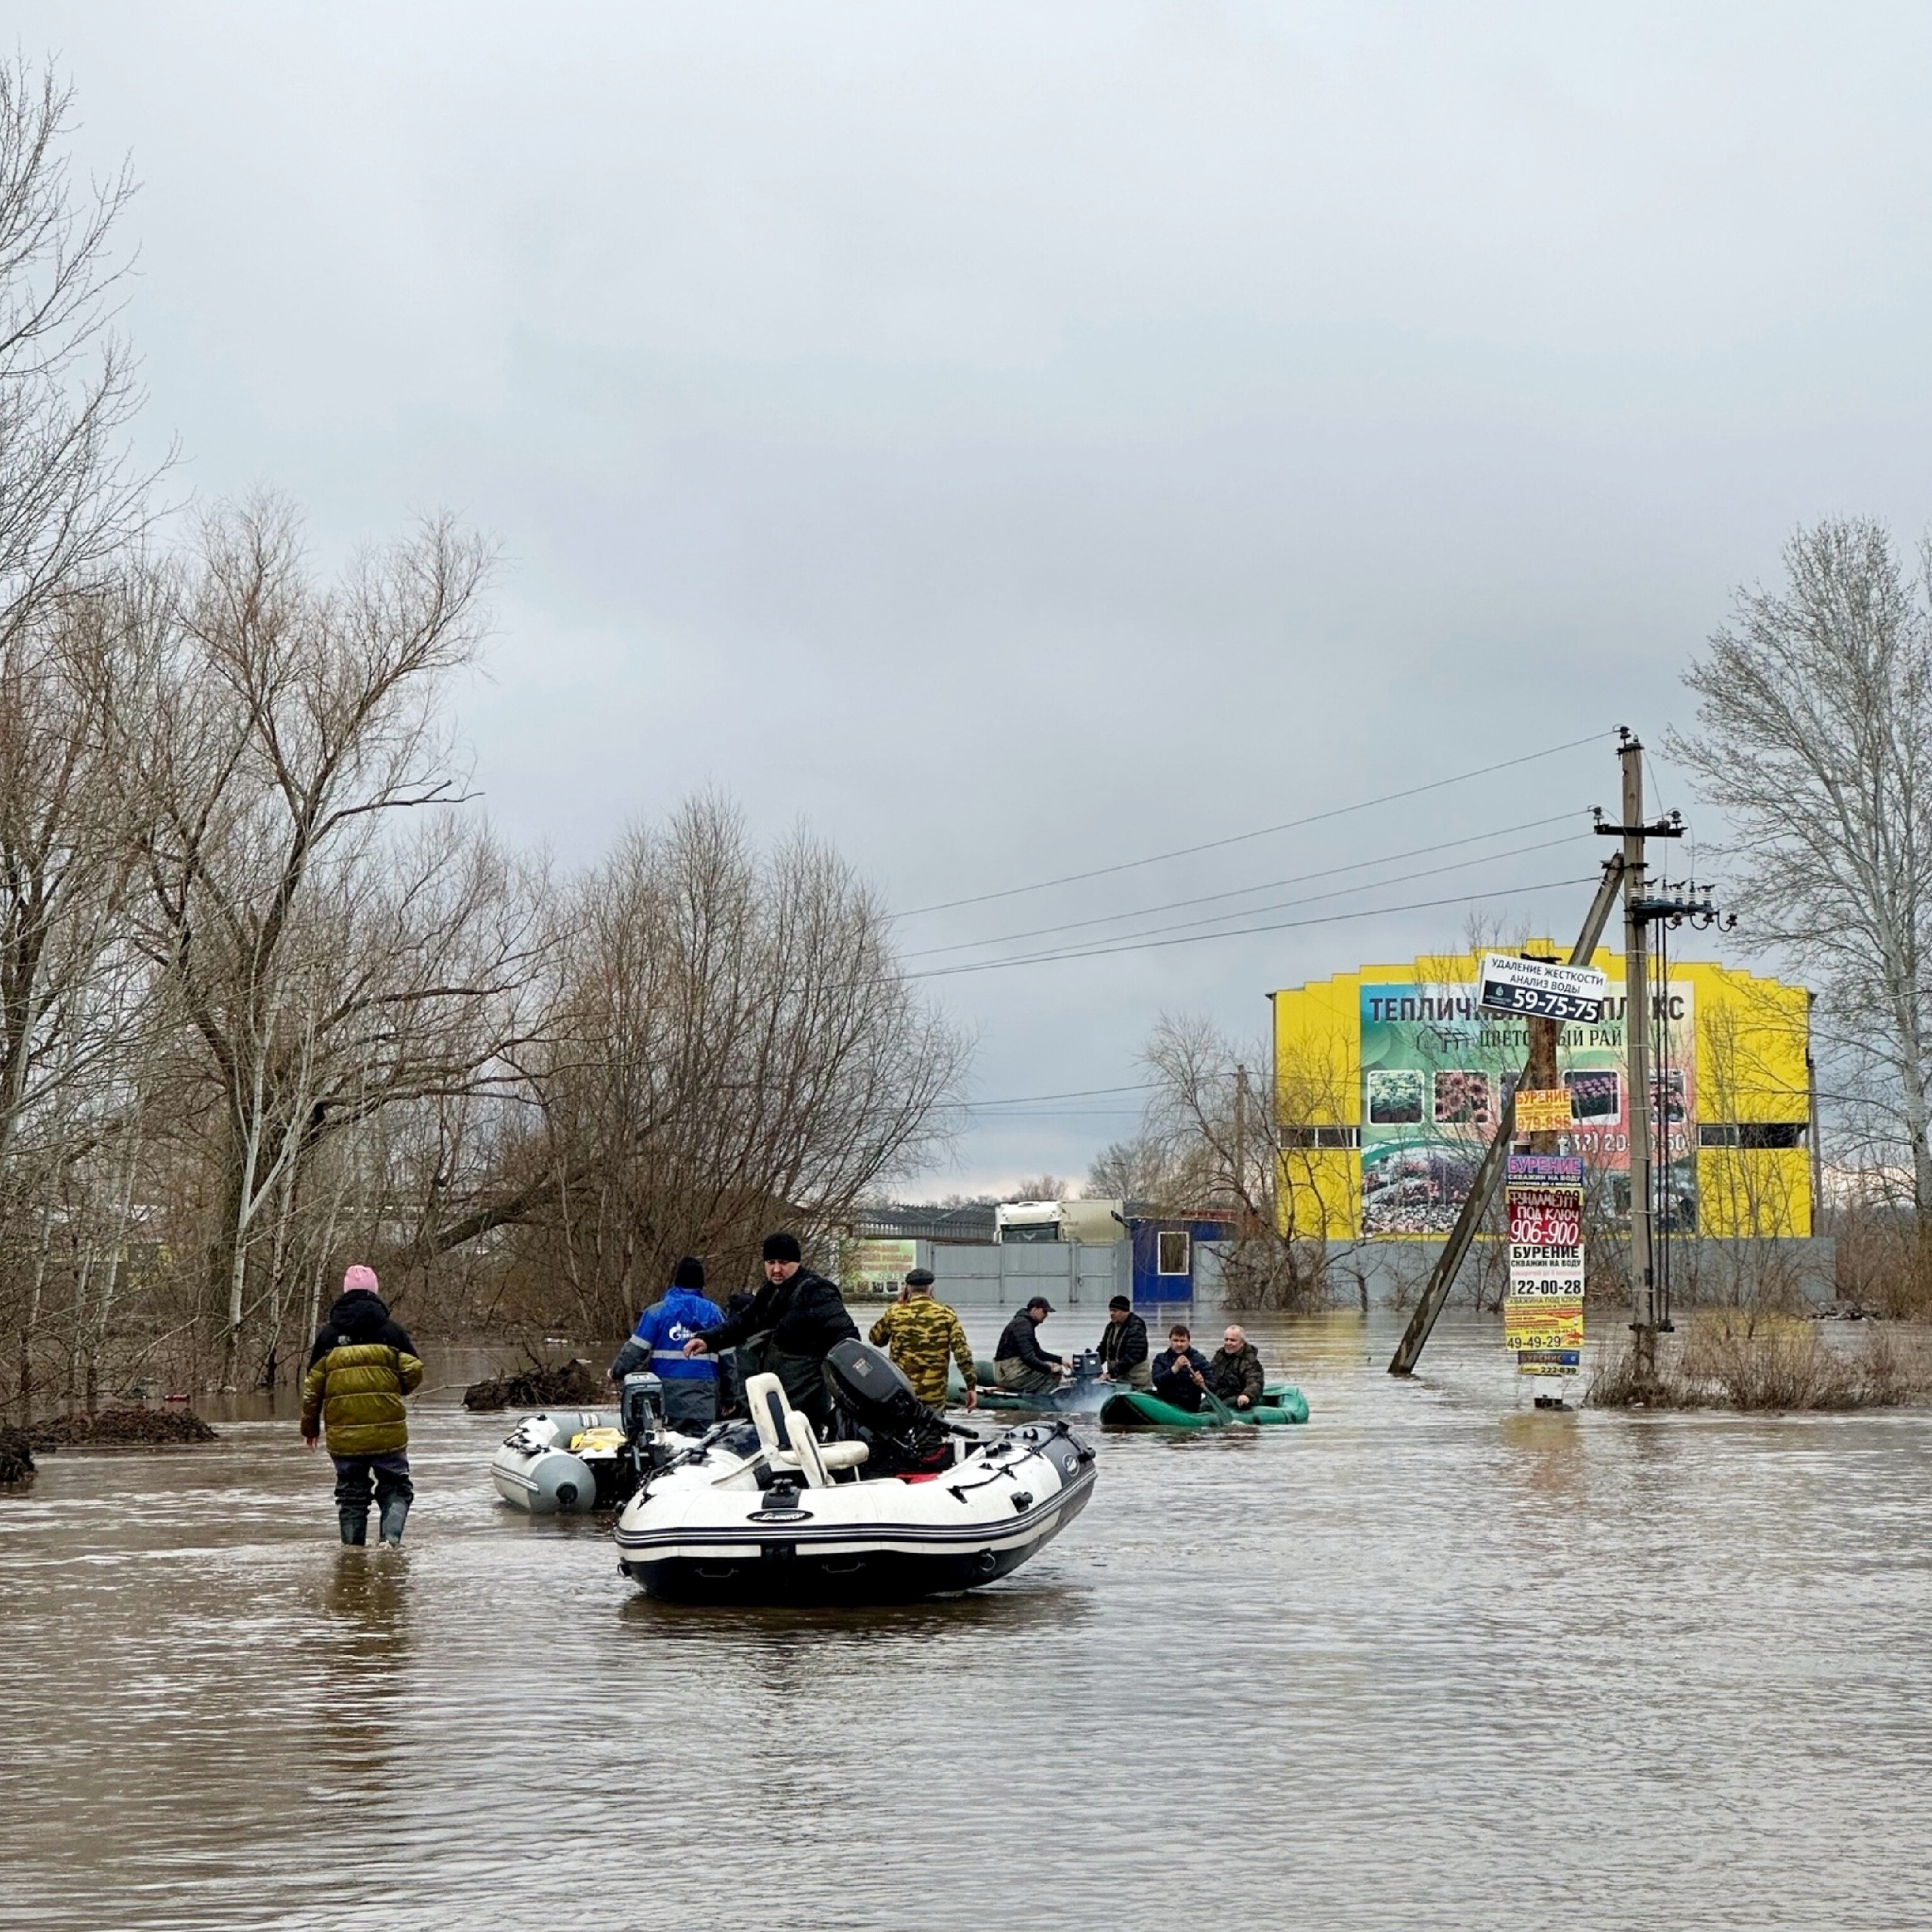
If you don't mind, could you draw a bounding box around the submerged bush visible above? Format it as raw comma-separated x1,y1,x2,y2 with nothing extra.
1587,1315,1928,1412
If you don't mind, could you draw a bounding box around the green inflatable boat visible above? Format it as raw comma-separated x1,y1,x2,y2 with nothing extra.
1100,1383,1310,1429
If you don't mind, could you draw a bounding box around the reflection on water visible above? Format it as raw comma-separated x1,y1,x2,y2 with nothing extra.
7,1311,1932,1931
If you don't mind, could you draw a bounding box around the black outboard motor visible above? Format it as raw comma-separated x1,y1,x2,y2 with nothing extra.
823,1339,954,1475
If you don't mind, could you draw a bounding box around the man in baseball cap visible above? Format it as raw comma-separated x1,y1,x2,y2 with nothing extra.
992,1294,1069,1397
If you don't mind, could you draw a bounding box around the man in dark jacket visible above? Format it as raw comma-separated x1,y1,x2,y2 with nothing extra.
1095,1295,1150,1390
684,1233,857,1436
610,1257,724,1431
1150,1324,1212,1414
1207,1323,1265,1410
993,1297,1069,1395
301,1264,423,1546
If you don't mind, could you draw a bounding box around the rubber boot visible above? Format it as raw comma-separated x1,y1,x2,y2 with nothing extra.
378,1496,410,1547
338,1508,368,1546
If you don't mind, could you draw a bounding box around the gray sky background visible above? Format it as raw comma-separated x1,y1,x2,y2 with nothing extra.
23,3,1932,1191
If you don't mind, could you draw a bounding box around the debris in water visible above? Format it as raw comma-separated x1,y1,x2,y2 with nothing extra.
463,1360,601,1411
27,1407,220,1449
0,1425,34,1482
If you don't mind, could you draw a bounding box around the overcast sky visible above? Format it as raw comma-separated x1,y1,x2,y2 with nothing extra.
23,3,1932,1191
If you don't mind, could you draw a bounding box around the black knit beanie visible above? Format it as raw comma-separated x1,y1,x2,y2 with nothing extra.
761,1232,802,1263
672,1256,706,1289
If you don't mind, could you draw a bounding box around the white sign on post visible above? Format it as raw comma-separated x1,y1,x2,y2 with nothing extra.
1477,954,1611,1026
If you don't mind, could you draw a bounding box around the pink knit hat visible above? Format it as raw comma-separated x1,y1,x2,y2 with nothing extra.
342,1263,380,1296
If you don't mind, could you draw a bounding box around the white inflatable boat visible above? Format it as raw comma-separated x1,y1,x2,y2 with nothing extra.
613,1340,1098,1604
491,1377,696,1515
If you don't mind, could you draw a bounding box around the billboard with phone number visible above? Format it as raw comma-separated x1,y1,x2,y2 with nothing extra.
1358,982,1696,1236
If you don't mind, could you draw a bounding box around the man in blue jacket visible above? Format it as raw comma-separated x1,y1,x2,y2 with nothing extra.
609,1257,724,1432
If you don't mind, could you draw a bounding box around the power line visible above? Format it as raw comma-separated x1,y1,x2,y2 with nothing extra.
890,729,1608,920
904,874,1597,981
896,811,1592,961
959,1081,1158,1109
908,826,1589,962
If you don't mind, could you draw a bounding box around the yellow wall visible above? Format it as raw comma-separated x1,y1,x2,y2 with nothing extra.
1270,949,1812,1242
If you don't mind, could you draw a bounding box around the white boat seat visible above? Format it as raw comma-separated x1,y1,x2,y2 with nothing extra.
746,1373,797,1458
742,1371,866,1486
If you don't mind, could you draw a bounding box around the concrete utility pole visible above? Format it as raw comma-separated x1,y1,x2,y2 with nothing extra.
1233,1063,1249,1229
1623,737,1657,1381
1592,729,1684,1393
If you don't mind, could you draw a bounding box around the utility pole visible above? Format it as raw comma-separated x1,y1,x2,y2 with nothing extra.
1592,730,1684,1393
1233,1063,1252,1232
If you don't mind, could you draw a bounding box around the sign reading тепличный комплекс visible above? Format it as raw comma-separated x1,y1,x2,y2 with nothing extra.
1504,1153,1585,1376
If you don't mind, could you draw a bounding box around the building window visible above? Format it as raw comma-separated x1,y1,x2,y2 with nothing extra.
1698,1122,1807,1149
1278,1125,1360,1149
1156,1230,1191,1276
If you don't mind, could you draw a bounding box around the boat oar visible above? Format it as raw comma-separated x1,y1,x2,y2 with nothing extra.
1198,1382,1235,1424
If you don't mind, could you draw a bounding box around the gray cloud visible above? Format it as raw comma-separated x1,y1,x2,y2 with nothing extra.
22,1,1932,1185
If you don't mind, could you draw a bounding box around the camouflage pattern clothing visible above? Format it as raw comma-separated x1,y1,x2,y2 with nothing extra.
869,1295,976,1408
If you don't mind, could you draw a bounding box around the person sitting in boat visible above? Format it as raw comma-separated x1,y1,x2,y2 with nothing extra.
1095,1295,1150,1389
869,1268,978,1412
684,1233,858,1437
1206,1323,1265,1411
1150,1324,1213,1413
993,1297,1071,1395
608,1257,724,1432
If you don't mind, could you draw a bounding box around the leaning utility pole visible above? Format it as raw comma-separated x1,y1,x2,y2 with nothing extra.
1387,850,1627,1377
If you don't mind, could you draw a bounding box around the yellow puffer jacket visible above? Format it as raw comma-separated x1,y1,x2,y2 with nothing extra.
300,1292,424,1457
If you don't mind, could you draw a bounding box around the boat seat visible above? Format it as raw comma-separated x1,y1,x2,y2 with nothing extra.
746,1374,798,1459
743,1372,867,1487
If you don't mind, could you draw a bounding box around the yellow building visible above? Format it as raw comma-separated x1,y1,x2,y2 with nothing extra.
1269,946,1813,1241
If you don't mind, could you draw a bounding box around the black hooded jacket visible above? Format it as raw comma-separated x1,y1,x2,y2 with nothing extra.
697,1266,858,1361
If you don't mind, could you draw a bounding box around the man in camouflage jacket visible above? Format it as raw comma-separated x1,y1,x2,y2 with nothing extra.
1206,1324,1266,1410
869,1269,977,1411
301,1265,424,1546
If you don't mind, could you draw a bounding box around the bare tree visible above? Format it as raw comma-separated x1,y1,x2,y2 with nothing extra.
1008,1174,1077,1202
457,795,970,1333
112,498,535,1383
1086,1135,1180,1203
0,60,152,653
1670,518,1932,1226
0,60,158,1408
1125,1013,1334,1309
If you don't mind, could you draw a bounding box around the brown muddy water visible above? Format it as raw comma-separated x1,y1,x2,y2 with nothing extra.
5,1309,1930,1932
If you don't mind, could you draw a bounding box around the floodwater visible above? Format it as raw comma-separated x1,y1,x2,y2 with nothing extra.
5,1309,1931,1932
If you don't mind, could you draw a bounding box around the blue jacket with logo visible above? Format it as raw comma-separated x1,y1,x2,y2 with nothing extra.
609,1286,724,1383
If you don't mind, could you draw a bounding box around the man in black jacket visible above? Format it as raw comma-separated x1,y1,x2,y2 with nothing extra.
1095,1295,1150,1390
684,1232,857,1436
993,1297,1069,1395
1150,1324,1213,1413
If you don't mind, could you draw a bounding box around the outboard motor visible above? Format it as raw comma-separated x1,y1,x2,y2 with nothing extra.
620,1372,664,1440
823,1339,953,1475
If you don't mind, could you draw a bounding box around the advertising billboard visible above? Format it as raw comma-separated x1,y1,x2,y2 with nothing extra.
1358,980,1697,1236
